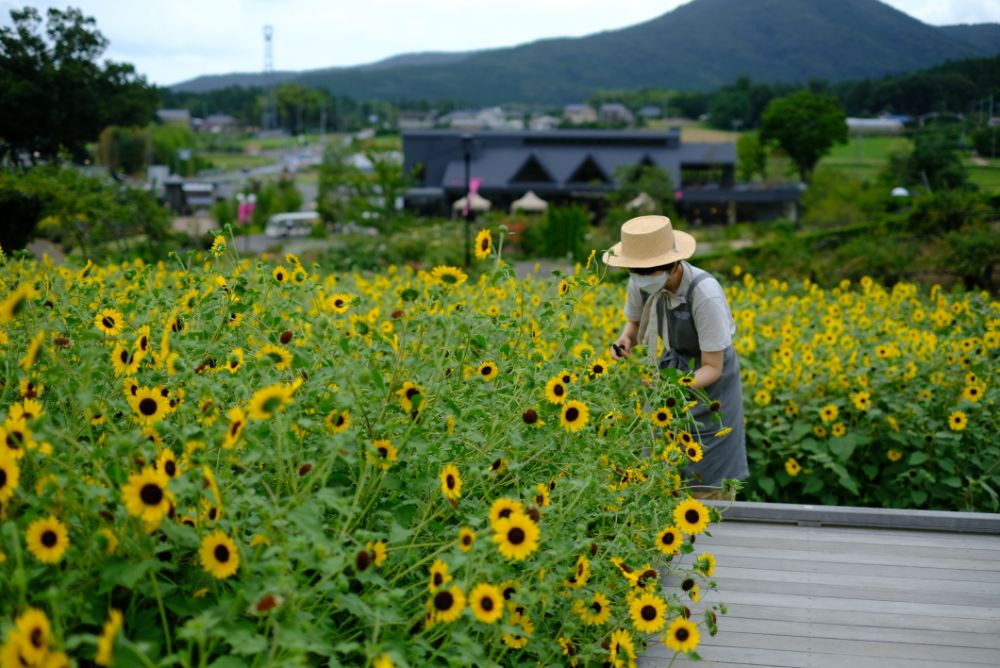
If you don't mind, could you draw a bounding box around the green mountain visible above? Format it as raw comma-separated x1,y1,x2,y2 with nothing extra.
171,0,1000,104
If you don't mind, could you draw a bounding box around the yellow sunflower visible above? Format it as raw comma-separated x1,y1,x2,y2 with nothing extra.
128,386,169,426
477,360,498,381
367,439,398,470
588,358,609,378
664,617,700,653
94,308,125,337
155,448,180,479
223,406,246,449
489,497,524,528
492,510,539,560
13,607,51,664
629,591,667,633
458,527,476,552
326,409,351,433
785,457,801,476
199,530,240,579
428,558,452,592
366,540,388,567
95,608,123,666
430,584,465,624
440,464,462,500
397,381,425,412
573,592,611,625
430,265,468,287
819,404,839,424
111,344,139,376
948,410,968,431
246,383,294,421
272,266,288,283
559,400,589,433
0,417,29,460
256,343,293,370
655,525,682,555
26,515,69,564
0,282,38,324
0,451,19,503
544,376,568,404
469,583,503,623
650,407,673,427
121,466,173,527
695,552,717,577
534,483,551,508
327,293,353,313
673,498,710,535
685,441,704,462
474,229,492,260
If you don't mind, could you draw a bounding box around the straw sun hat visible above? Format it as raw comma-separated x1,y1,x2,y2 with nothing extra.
602,215,696,268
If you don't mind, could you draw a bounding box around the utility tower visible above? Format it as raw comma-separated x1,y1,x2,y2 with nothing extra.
261,25,278,132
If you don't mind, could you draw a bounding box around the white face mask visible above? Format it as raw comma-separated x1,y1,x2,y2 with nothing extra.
632,272,668,295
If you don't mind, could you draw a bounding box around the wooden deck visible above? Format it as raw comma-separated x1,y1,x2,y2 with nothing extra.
640,501,1000,668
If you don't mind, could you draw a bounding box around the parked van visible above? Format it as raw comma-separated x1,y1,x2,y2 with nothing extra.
264,212,320,238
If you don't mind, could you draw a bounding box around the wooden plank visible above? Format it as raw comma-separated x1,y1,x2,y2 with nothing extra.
697,554,1000,583
708,576,1000,608
641,644,993,668
700,543,1000,571
705,500,1000,534
688,589,1000,619
687,533,1000,562
710,615,1000,650
649,629,1000,664
703,602,1000,637
707,521,1000,550
664,565,1000,597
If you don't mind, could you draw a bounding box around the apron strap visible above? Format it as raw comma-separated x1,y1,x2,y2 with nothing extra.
685,271,712,306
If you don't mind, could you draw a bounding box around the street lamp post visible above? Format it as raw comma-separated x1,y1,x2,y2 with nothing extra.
461,134,473,268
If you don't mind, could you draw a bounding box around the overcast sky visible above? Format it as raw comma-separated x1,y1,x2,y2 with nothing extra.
2,0,999,86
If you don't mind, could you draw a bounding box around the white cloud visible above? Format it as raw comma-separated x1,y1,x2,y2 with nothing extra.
2,0,998,85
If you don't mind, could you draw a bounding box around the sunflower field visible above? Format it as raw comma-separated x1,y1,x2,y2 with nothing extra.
0,228,996,667
0,236,722,667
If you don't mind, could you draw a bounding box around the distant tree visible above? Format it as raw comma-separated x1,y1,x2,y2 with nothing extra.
760,91,848,182
0,7,157,163
736,132,767,181
909,125,968,191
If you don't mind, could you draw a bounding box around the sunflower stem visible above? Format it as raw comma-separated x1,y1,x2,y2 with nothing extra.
149,570,173,656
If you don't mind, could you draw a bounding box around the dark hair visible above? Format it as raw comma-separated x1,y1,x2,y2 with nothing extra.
629,262,677,276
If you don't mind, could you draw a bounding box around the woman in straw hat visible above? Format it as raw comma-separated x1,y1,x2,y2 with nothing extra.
605,215,747,498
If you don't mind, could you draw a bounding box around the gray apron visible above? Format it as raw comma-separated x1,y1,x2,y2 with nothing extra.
654,272,748,488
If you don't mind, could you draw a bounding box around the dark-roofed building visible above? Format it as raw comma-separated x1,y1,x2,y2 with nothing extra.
402,129,800,222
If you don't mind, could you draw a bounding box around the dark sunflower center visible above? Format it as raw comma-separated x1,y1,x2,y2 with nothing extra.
120,349,130,363
675,627,689,641
687,447,697,457
377,447,388,458
140,483,164,506
214,544,230,563
641,604,657,621
140,335,148,350
102,316,115,329
593,365,604,374
405,387,419,400
658,412,667,421
30,628,43,648
662,532,675,545
481,365,492,376
208,507,218,520
481,596,494,611
554,384,564,396
685,509,700,524
434,591,454,611
164,461,176,477
481,239,488,251
139,398,158,416
682,578,694,591
230,420,243,437
335,414,345,426
565,407,579,421
508,527,525,545
7,431,23,448
499,508,512,519
0,469,6,488
433,572,443,586
334,299,344,308
590,601,602,614
446,474,455,489
41,530,57,547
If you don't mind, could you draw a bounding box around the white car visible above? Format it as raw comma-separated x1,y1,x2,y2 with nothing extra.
264,212,320,238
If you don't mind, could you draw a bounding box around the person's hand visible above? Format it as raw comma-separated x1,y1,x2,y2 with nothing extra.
610,336,632,360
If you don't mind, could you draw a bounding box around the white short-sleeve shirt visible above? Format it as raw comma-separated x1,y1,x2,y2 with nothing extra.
623,262,736,353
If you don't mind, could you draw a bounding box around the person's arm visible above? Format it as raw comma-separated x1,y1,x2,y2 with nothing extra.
610,320,639,359
692,349,724,388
